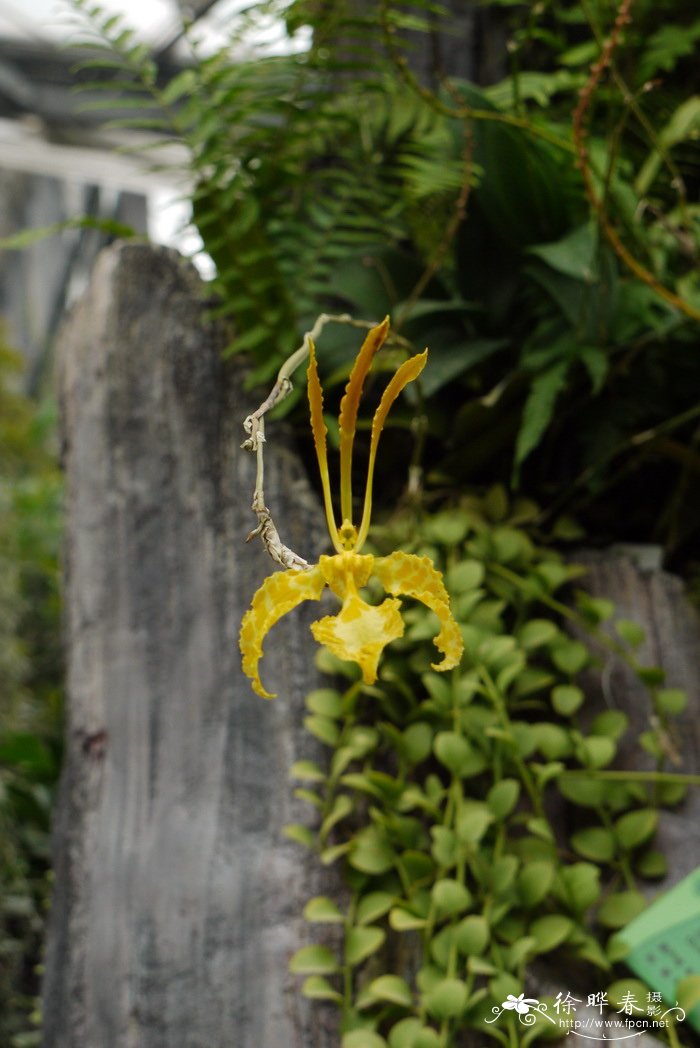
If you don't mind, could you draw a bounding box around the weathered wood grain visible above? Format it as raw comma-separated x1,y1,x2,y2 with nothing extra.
43,242,338,1048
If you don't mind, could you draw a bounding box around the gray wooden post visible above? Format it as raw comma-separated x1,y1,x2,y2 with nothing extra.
43,242,338,1048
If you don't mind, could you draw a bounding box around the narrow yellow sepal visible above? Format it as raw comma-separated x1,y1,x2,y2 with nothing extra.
307,340,341,551
357,350,428,549
373,551,463,672
337,318,389,521
239,566,326,698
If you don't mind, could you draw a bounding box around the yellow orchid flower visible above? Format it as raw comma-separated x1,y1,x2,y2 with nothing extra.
239,318,463,698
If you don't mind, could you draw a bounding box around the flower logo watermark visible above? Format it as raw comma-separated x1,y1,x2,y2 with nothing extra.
485,988,687,1040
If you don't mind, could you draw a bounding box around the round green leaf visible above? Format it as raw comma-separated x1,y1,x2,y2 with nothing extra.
558,863,601,912
389,907,427,932
301,976,342,1001
456,805,493,844
529,914,573,953
357,891,394,926
635,849,667,879
434,732,471,775
303,896,344,923
432,878,472,917
550,638,589,675
487,778,520,819
615,808,658,850
570,827,616,863
551,685,584,717
290,759,326,782
345,926,386,966
423,978,468,1020
304,714,340,747
615,619,645,649
518,860,555,907
558,775,606,807
367,975,413,1008
655,688,688,717
454,915,489,956
305,688,343,717
597,891,646,929
350,830,394,875
289,945,339,974
518,619,559,650
590,710,629,739
388,1018,422,1048
580,735,616,769
401,722,433,764
446,560,484,592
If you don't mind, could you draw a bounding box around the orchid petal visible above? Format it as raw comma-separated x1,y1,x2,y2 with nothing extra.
307,340,341,552
356,350,428,549
311,593,404,684
373,551,463,672
240,566,326,698
338,318,389,522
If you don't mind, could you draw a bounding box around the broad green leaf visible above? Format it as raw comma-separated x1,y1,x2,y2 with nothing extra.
635,850,667,879
615,809,658,850
454,914,490,955
551,685,584,717
401,722,433,764
597,890,646,929
350,829,395,875
423,979,468,1020
517,619,559,650
301,976,342,1001
289,945,339,974
305,688,343,717
455,805,493,844
431,878,472,917
433,732,471,775
654,688,687,717
290,760,326,783
345,926,386,966
549,638,589,676
487,779,520,819
389,908,427,932
283,823,316,848
570,827,616,863
320,794,353,839
518,861,556,906
557,863,601,912
366,975,413,1008
303,896,344,923
342,1031,388,1048
304,715,340,747
558,775,606,807
530,914,573,953
357,892,394,926
445,560,485,593
615,619,646,649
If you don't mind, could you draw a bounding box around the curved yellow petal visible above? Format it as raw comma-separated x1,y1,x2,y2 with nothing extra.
357,350,428,549
307,340,341,552
311,593,404,684
373,551,463,672
240,566,326,698
338,318,389,522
